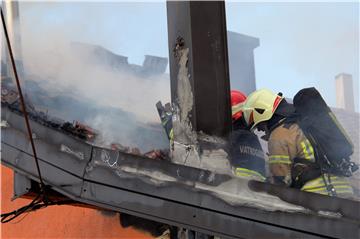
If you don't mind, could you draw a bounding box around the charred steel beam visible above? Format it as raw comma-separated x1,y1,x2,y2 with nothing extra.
2,106,360,239
167,1,232,139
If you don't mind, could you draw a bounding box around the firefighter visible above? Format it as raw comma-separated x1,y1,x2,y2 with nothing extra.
241,89,354,198
156,90,266,239
158,90,266,181
229,90,266,181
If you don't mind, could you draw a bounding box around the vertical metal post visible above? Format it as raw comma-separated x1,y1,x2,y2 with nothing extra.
2,0,23,77
167,1,231,140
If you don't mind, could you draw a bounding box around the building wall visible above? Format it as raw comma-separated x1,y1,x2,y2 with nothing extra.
1,166,151,239
335,73,355,112
71,42,168,77
227,31,259,95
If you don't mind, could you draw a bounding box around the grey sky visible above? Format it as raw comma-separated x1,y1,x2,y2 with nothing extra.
226,2,359,110
18,1,359,111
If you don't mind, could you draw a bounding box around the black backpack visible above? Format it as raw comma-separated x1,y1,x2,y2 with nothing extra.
293,87,358,177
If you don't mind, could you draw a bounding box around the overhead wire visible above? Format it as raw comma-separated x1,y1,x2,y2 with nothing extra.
0,6,73,223
1,193,73,223
1,7,45,192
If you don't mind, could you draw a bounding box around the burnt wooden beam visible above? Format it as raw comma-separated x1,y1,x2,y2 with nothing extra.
167,1,231,139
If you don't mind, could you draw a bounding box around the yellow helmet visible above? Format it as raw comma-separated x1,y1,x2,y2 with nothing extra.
242,89,284,130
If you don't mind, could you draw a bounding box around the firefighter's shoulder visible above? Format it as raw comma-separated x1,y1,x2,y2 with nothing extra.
269,122,301,142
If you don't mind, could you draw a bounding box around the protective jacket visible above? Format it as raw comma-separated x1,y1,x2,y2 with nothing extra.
229,129,266,181
268,122,354,198
228,119,266,181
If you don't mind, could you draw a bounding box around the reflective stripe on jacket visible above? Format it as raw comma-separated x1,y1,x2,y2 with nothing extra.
234,167,266,182
301,174,354,197
268,155,291,165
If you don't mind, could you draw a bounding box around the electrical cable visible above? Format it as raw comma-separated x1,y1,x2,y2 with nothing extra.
1,7,45,191
0,7,61,223
1,192,74,223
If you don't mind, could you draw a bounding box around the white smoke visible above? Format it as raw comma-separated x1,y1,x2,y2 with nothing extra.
21,36,170,123
13,2,171,151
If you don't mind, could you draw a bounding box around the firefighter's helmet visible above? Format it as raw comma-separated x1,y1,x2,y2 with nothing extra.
231,90,247,121
242,89,284,130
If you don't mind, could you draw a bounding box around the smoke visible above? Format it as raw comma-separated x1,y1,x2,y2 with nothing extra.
22,37,170,122
12,2,171,151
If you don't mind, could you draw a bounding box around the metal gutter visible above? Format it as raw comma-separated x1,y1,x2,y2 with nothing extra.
2,106,359,239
